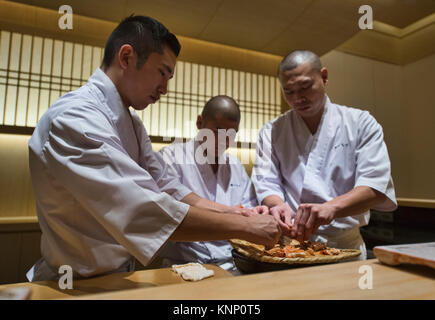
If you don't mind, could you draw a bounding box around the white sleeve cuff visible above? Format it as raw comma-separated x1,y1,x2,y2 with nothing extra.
355,178,397,212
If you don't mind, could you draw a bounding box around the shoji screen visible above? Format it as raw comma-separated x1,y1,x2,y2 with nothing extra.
0,31,101,128
0,30,281,143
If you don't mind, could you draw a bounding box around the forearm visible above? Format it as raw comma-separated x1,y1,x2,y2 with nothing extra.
181,192,229,213
169,206,248,241
262,195,285,208
327,186,386,219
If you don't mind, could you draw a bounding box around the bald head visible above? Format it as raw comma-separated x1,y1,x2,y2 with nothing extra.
278,50,322,75
201,95,240,124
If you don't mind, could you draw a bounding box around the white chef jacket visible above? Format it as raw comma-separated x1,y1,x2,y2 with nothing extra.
157,139,257,271
252,95,397,251
27,68,192,281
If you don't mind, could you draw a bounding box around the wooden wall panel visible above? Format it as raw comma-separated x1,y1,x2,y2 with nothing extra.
403,54,435,199
0,134,35,218
0,233,21,284
18,231,42,283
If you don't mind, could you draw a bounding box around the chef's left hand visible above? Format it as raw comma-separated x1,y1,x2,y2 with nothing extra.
291,203,336,242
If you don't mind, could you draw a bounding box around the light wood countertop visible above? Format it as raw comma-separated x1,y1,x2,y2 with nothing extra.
1,259,434,300
0,264,231,300
70,259,435,300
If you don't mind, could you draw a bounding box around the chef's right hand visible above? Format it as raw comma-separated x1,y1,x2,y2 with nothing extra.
269,203,294,235
244,214,281,249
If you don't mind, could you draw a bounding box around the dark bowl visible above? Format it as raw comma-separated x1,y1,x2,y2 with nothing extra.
232,249,327,274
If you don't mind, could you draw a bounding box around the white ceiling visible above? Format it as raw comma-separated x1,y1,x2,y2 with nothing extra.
8,0,435,57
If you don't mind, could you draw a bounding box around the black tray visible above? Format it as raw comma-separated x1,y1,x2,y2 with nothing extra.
232,249,327,274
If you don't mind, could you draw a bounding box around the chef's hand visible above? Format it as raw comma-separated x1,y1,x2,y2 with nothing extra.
245,214,281,249
251,205,269,215
269,203,294,235
291,203,336,242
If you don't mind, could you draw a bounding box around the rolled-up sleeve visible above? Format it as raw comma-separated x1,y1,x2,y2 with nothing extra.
43,106,189,266
354,112,397,211
251,123,286,204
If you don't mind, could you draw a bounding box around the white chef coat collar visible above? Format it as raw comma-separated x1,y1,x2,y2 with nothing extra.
323,95,332,119
88,68,128,121
294,94,331,138
191,136,232,188
192,134,229,165
315,94,331,138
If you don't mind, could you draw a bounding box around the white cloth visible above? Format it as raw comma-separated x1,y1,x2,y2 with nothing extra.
27,68,192,281
252,96,397,248
157,139,257,271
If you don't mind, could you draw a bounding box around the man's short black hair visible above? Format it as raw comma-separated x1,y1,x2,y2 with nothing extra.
101,15,181,69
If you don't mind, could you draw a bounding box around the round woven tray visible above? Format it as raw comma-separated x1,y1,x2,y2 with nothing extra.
229,239,361,265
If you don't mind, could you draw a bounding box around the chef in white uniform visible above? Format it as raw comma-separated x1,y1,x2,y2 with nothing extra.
252,50,397,259
157,95,268,272
27,16,281,281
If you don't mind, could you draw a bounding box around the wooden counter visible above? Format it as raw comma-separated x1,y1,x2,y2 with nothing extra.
70,259,435,300
1,259,434,300
0,264,231,300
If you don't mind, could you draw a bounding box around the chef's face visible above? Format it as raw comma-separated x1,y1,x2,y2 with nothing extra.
121,45,176,110
197,113,239,156
279,62,328,119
